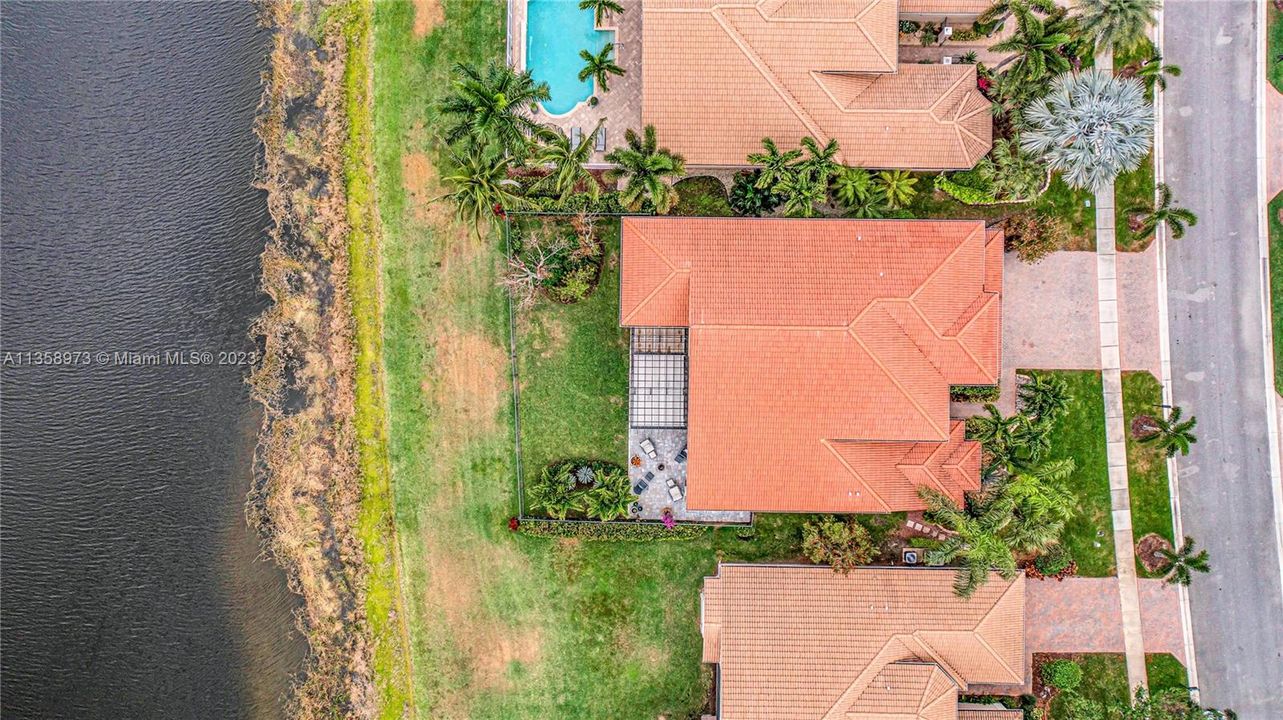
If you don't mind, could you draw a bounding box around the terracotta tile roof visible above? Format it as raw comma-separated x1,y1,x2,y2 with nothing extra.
640,0,993,169
701,565,1026,720
899,0,993,14
620,218,1002,513
957,710,1026,720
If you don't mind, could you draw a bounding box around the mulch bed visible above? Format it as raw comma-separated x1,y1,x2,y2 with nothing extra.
1136,532,1173,574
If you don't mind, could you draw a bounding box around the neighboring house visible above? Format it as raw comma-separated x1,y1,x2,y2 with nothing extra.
640,0,994,169
619,217,1002,514
700,564,1026,720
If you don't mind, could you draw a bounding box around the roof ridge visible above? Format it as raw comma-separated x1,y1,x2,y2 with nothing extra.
927,70,971,120
823,439,894,512
820,636,915,720
900,300,995,385
908,222,984,308
847,319,949,442
620,222,682,325
852,0,895,72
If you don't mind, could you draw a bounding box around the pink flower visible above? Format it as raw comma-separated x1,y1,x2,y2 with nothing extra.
662,511,676,529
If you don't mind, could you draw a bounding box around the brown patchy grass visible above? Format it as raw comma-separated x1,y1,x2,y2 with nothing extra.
411,0,442,37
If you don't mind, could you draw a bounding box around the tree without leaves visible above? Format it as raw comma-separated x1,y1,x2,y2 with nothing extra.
439,61,550,159
578,0,623,24
577,43,625,93
1138,404,1197,457
1156,537,1211,586
499,229,573,310
1021,69,1153,191
1128,182,1198,239
604,125,686,214
1073,0,1160,55
533,119,604,201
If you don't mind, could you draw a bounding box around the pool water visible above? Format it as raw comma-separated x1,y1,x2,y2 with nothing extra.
526,0,614,115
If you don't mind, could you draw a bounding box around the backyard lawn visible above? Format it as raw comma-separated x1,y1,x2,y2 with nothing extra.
1269,2,1283,94
1036,370,1115,576
1121,372,1177,577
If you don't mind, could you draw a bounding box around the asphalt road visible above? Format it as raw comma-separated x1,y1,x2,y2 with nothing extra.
1162,1,1283,716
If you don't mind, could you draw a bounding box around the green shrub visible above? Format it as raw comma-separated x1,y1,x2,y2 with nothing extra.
518,519,707,541
899,19,921,34
1034,544,1075,576
950,385,1001,403
729,170,782,216
802,516,876,573
527,459,635,521
949,27,984,42
1041,659,1084,691
1004,212,1069,264
673,175,734,217
935,173,997,205
547,263,596,303
522,192,625,215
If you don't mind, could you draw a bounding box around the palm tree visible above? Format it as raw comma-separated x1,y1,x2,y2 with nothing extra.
847,186,889,218
978,138,1047,201
604,125,686,214
1017,370,1071,422
978,0,1058,25
921,489,1020,598
438,147,522,235
1002,458,1077,552
533,119,604,201
578,0,623,25
440,61,550,158
797,136,841,184
747,137,802,192
775,170,827,218
877,170,919,209
1127,182,1198,239
968,403,1038,470
1156,536,1211,586
1138,405,1198,457
1021,69,1153,191
1073,0,1160,55
831,166,873,209
578,43,625,93
989,7,1075,87
1121,51,1181,92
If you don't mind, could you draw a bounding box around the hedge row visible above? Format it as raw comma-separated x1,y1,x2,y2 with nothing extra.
950,385,1001,403
934,174,997,205
517,519,708,541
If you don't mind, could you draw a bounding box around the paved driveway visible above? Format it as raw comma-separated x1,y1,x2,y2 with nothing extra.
1024,577,1184,662
1163,1,1283,715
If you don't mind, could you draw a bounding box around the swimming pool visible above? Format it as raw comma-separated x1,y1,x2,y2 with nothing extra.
525,0,614,116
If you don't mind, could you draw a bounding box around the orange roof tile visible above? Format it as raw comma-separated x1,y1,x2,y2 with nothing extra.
900,0,993,15
620,217,1002,513
640,0,993,169
701,565,1026,720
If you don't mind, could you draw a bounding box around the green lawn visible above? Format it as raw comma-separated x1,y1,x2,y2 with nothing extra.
1114,151,1155,251
1121,372,1176,577
673,175,734,216
1270,191,1283,390
905,172,1096,251
514,221,630,496
1036,370,1115,576
1147,653,1190,692
1269,3,1283,94
1047,654,1188,719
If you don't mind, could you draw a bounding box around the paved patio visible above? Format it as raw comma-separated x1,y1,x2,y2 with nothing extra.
626,429,749,524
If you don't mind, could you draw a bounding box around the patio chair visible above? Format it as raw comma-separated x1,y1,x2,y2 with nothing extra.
571,126,583,148
643,471,655,482
640,437,657,459
675,445,687,463
633,478,649,495
668,484,684,502
594,125,606,152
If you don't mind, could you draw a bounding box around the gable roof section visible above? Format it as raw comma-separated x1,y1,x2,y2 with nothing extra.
640,0,993,169
620,217,1001,513
701,566,1026,720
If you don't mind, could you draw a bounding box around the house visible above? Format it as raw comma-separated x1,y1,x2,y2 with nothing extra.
620,217,1002,514
640,0,994,169
700,564,1026,720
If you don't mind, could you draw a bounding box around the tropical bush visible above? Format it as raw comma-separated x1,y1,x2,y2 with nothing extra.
1033,543,1074,576
1127,182,1199,240
935,173,997,205
1137,405,1198,457
1017,370,1071,424
1041,659,1084,690
527,460,635,521
604,125,686,214
440,61,550,159
1003,212,1068,263
878,170,919,209
1073,0,1159,55
672,176,733,217
802,516,877,573
518,519,705,541
1021,70,1154,191
1156,536,1211,586
950,385,1002,403
977,138,1047,201
729,170,782,216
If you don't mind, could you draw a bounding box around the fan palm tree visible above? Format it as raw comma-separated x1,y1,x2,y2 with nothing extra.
1017,370,1071,422
831,166,874,209
877,170,919,209
440,61,550,158
978,0,1058,24
1122,51,1181,92
1021,69,1153,191
578,0,623,24
747,137,803,191
1138,405,1198,457
797,136,841,184
775,170,827,218
438,147,522,236
921,489,1020,597
533,119,604,201
978,138,1047,201
990,7,1075,87
1127,182,1198,239
1156,536,1211,586
578,43,625,93
604,125,686,214
1073,0,1160,55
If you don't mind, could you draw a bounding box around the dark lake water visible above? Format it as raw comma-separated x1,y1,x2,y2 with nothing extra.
1,2,306,717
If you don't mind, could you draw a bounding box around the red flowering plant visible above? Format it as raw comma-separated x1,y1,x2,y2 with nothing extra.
508,517,520,531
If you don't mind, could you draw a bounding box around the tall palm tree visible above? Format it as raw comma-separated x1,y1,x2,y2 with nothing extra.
978,0,1058,24
533,119,604,201
604,125,687,214
1121,51,1182,92
1138,405,1198,457
797,136,840,184
747,137,802,191
577,43,625,93
847,186,889,219
1127,182,1198,239
877,170,919,209
831,166,873,209
1073,0,1160,55
967,403,1031,468
990,7,1075,87
1017,370,1071,423
440,61,550,158
921,489,1020,598
438,147,522,235
1156,536,1211,586
775,170,827,218
578,0,624,24
1021,69,1153,191
1002,458,1077,552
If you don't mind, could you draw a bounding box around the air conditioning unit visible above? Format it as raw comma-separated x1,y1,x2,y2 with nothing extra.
942,26,954,37
942,56,954,65
902,548,922,565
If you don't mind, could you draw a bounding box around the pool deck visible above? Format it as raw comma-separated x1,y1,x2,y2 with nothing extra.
510,0,643,167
